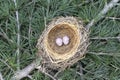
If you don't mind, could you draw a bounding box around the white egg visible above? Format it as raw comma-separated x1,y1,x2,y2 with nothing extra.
63,36,70,45
55,38,63,46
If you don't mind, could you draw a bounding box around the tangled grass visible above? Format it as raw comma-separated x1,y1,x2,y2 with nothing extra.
0,0,120,80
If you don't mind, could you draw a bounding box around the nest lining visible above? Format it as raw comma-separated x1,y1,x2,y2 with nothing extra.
44,23,80,61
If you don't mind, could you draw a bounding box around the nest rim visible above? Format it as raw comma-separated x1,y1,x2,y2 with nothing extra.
44,22,81,62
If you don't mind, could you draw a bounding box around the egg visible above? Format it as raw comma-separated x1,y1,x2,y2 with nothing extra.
63,36,70,45
55,38,63,46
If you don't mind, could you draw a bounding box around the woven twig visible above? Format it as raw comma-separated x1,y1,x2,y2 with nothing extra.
37,17,89,70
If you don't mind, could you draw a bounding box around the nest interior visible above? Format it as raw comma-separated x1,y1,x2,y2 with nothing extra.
44,22,80,61
48,24,78,54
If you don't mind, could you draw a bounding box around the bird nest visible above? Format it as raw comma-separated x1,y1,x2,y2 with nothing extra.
37,17,89,70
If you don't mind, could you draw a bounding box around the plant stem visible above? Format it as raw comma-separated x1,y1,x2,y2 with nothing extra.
86,0,119,30
11,62,36,80
0,72,4,80
88,52,120,57
90,36,120,40
13,0,21,70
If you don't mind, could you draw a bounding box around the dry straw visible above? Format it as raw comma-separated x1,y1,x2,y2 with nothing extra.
37,16,89,70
